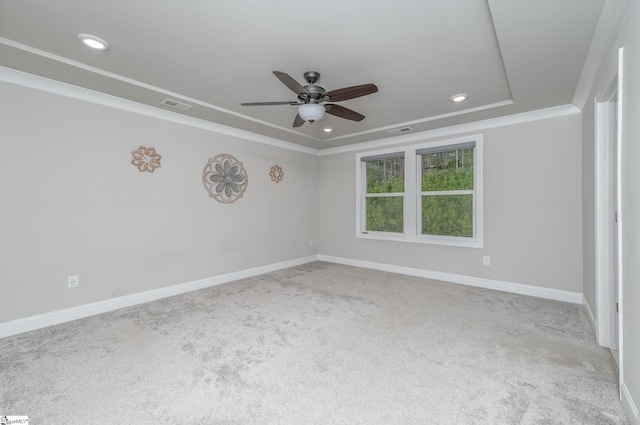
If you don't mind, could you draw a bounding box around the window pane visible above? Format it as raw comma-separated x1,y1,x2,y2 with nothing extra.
422,194,473,237
366,157,404,193
421,147,473,191
366,196,403,232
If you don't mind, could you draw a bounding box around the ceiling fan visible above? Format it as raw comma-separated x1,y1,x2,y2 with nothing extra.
241,71,378,127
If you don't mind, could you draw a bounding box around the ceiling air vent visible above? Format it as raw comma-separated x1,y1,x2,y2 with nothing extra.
388,127,413,135
161,98,194,111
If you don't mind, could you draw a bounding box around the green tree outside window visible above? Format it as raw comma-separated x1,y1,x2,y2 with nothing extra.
421,147,474,237
364,157,404,233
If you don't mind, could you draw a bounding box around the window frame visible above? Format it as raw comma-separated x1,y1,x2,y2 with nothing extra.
356,135,483,248
358,149,406,237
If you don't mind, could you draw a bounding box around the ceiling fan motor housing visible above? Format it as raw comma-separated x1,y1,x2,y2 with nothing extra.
299,85,326,103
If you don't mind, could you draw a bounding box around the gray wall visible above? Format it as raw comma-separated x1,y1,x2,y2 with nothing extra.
319,114,584,293
0,79,318,323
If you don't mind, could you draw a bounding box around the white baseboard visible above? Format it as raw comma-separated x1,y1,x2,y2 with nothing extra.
0,255,319,339
1,254,585,339
622,381,640,425
317,254,583,304
583,295,597,334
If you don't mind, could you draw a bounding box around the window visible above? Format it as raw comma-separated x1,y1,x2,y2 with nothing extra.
361,153,405,233
418,143,475,238
356,136,482,248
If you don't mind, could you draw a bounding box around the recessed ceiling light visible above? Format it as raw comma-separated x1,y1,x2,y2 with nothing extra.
78,33,109,51
323,127,333,133
451,93,468,102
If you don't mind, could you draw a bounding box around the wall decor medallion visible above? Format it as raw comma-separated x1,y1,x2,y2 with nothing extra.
269,164,284,183
202,154,248,204
131,145,162,173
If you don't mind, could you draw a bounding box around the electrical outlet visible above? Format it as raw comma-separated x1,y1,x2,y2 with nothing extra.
68,275,78,288
483,256,491,266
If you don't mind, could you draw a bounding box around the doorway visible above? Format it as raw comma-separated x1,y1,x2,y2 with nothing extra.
594,73,620,354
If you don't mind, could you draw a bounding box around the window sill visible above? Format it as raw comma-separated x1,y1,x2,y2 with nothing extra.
357,231,483,248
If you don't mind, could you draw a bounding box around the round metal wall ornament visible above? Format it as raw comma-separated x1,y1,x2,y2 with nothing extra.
202,154,248,204
270,164,284,183
131,146,161,173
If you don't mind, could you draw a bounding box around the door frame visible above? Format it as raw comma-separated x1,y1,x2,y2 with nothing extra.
594,64,620,350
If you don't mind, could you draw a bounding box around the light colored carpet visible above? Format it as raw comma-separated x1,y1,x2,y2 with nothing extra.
0,262,628,424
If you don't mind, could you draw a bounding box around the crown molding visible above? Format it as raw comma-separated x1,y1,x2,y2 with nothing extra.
0,37,323,144
1,65,580,158
572,0,632,110
0,65,319,155
317,104,580,156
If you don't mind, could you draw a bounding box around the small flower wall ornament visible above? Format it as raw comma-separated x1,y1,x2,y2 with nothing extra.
270,165,284,183
131,146,161,173
202,154,248,204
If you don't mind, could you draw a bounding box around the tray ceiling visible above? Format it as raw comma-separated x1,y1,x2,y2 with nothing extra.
0,0,605,149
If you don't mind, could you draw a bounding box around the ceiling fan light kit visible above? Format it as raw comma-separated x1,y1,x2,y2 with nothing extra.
298,103,325,123
241,71,378,128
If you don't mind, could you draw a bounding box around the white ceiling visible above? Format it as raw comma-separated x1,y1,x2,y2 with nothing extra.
0,0,605,150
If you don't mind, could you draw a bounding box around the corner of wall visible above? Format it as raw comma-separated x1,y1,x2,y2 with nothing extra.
582,294,597,335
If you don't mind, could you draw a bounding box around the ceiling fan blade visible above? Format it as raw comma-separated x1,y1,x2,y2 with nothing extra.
324,83,378,102
273,71,308,96
325,104,365,122
241,101,300,106
293,113,305,127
